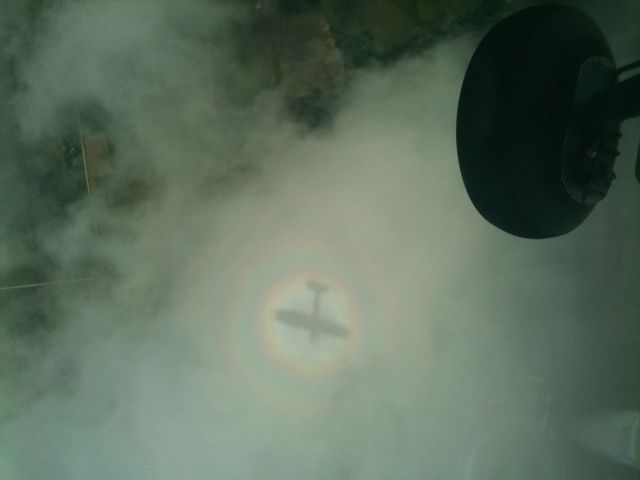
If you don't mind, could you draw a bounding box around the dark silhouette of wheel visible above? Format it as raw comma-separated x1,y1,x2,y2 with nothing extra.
457,6,615,238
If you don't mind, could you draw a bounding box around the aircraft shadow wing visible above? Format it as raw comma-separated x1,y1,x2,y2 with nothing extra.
275,309,350,340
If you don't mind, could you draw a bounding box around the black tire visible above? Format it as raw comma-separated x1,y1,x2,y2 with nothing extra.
456,6,614,238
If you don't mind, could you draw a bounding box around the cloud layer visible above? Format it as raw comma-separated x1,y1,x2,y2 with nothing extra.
1,1,638,479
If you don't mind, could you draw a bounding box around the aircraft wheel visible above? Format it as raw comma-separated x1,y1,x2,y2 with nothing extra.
456,6,615,238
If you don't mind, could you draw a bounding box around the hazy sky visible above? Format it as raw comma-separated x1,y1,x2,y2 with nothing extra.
1,1,638,479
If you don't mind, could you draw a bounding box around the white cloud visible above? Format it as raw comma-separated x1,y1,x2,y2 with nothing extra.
1,1,638,479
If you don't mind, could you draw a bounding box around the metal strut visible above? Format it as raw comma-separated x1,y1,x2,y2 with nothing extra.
616,59,640,78
586,66,640,184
